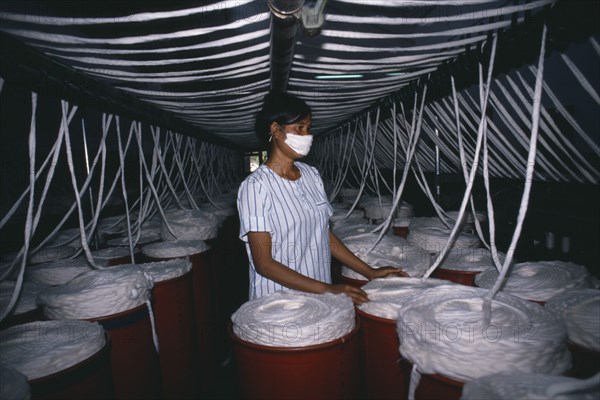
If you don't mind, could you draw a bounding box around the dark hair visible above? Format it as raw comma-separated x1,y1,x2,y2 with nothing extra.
255,92,312,144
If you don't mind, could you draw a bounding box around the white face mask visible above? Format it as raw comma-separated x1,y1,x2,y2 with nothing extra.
284,132,313,156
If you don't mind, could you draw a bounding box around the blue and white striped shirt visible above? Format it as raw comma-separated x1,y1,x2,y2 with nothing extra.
237,162,334,300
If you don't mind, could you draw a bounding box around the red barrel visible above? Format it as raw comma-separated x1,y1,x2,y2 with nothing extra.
393,226,409,238
432,267,480,287
153,269,198,399
188,249,219,394
414,371,464,400
229,321,361,400
568,341,600,379
333,264,368,288
143,242,219,395
91,303,161,400
357,308,411,400
28,335,114,400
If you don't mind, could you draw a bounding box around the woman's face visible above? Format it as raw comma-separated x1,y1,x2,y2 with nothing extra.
281,114,312,136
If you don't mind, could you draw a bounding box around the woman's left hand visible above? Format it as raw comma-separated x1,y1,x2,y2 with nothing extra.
369,266,408,280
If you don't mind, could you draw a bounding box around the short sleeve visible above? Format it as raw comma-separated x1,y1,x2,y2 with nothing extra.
237,176,272,242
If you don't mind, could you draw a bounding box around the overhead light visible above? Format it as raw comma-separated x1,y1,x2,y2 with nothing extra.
386,72,407,76
315,74,363,79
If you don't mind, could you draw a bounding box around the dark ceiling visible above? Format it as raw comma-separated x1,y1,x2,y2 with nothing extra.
0,0,597,151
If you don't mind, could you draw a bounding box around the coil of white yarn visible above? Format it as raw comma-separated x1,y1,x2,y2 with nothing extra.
446,210,487,225
123,259,192,283
461,371,600,400
0,281,49,316
332,221,373,241
329,208,365,226
1,246,78,266
340,188,360,205
48,228,82,248
358,195,391,208
231,291,355,347
0,363,30,400
364,203,397,220
545,289,600,352
438,248,505,273
475,261,594,302
341,234,431,279
37,265,154,319
139,219,162,237
0,320,106,380
392,217,411,228
91,247,135,262
106,233,160,247
142,239,210,259
358,277,450,320
0,262,19,280
409,216,474,233
407,220,481,254
25,257,97,286
397,285,571,382
97,215,127,236
161,209,221,241
199,200,237,219
28,246,79,265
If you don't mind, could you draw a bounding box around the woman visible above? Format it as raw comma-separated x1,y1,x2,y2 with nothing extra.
237,92,404,305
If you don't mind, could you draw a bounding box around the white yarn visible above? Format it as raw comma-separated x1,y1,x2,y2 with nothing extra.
446,210,487,225
359,196,407,220
475,261,594,302
545,289,600,352
28,246,79,265
231,291,355,347
332,221,374,241
145,299,160,354
364,202,397,220
97,215,127,236
397,285,571,382
0,263,20,280
438,248,505,273
160,209,221,241
358,277,450,320
408,224,481,253
409,216,473,232
341,233,431,279
0,320,106,380
25,257,98,286
1,246,77,266
0,363,30,400
340,188,360,205
392,217,411,228
106,233,160,247
139,220,162,236
199,200,237,217
142,239,210,259
461,371,600,400
48,228,82,249
0,281,48,316
358,195,391,208
123,259,192,283
37,265,154,319
330,208,365,225
91,246,135,263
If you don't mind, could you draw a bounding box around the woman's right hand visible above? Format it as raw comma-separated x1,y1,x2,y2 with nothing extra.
327,284,369,305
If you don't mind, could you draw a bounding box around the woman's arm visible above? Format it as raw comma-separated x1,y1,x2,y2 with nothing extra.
329,230,407,280
248,231,369,304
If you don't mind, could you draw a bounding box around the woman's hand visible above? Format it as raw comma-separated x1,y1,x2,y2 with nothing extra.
327,284,369,305
369,266,408,280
